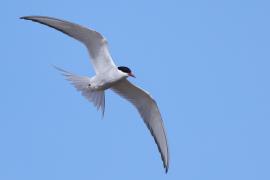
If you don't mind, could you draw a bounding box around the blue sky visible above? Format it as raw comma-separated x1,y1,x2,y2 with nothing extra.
1,0,270,179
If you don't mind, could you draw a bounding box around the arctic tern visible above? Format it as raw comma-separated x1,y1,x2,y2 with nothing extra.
21,16,169,172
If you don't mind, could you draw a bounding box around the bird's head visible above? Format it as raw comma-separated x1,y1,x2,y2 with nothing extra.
118,66,136,78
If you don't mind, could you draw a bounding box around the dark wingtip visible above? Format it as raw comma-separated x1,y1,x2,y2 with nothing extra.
20,16,42,21
164,162,169,173
165,154,169,173
20,16,29,20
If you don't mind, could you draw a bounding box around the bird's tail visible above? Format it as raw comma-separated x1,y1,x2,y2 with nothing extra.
53,65,105,116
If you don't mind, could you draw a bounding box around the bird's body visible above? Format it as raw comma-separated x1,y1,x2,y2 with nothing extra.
21,16,169,172
89,68,128,91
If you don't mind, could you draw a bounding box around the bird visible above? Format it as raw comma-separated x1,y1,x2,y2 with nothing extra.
21,16,169,172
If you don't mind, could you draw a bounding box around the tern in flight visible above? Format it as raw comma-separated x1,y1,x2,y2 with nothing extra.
21,16,169,172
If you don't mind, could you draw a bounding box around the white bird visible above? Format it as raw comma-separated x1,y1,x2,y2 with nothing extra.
21,16,169,172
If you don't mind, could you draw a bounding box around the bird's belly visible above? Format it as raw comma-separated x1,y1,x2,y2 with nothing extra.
91,75,125,91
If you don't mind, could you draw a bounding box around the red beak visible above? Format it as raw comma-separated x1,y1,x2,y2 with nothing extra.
128,72,136,78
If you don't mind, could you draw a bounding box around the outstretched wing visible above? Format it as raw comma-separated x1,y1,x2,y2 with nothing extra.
111,79,169,172
21,16,116,74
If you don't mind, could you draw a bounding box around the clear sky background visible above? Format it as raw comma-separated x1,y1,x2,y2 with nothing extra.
1,0,270,179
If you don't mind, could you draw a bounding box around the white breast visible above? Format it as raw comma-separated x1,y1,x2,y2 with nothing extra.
90,68,127,90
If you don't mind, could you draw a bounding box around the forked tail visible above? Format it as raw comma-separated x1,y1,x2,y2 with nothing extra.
53,66,105,116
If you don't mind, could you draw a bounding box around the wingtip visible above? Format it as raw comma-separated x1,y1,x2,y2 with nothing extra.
20,16,36,21
164,162,169,174
20,16,30,20
165,149,169,174
20,16,43,21
165,166,169,174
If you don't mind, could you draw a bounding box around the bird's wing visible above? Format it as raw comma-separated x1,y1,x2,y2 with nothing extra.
21,16,116,74
111,79,169,172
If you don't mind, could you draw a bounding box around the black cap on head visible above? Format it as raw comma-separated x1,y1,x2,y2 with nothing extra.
118,66,131,73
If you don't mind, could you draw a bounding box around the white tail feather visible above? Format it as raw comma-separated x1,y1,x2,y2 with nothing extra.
53,66,105,116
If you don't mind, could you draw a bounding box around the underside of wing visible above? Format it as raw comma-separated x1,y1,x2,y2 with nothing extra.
21,16,116,74
111,79,169,172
